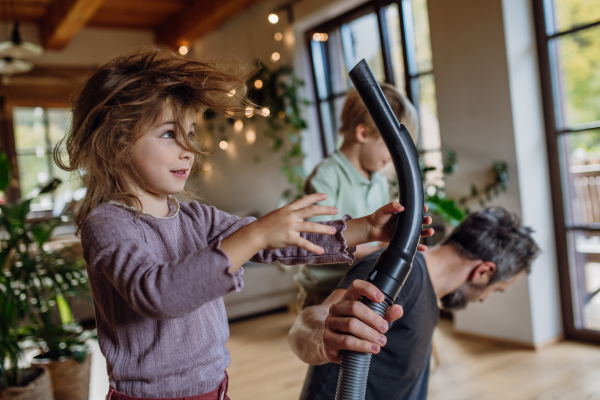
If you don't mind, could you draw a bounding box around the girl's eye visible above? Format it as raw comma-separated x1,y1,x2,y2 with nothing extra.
187,131,195,139
161,131,174,139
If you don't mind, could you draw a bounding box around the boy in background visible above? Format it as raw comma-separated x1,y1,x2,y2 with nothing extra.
295,83,419,309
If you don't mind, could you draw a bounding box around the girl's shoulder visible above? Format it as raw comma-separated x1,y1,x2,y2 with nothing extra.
80,203,138,247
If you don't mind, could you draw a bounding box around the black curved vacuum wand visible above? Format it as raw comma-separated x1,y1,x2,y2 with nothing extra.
335,60,424,400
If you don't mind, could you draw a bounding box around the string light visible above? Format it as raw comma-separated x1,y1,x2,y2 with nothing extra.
234,120,243,131
270,52,280,62
179,45,189,55
268,13,279,24
274,32,283,41
202,159,213,172
312,33,328,42
228,89,236,97
254,79,263,89
261,108,270,117
245,107,254,118
219,140,228,150
246,129,256,144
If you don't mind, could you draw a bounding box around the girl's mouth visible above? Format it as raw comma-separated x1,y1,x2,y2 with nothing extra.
171,169,188,178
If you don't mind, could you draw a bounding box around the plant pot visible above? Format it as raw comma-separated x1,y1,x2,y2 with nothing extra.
0,366,54,400
30,349,92,400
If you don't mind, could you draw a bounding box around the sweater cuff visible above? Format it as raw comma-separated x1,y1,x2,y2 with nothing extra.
212,236,244,293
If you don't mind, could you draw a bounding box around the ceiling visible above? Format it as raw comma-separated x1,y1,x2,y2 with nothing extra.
2,0,265,50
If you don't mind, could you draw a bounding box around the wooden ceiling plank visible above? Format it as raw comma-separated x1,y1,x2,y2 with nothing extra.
156,0,265,48
40,0,107,50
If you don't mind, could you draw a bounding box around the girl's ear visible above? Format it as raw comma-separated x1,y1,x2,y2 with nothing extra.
468,261,497,285
355,123,370,143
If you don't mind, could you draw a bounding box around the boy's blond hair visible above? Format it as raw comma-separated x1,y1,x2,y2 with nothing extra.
339,82,418,141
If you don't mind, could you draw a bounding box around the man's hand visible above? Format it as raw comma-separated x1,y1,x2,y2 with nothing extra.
321,280,404,363
344,203,433,251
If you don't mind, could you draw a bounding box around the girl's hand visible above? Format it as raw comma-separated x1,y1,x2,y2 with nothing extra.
251,193,339,254
367,202,433,251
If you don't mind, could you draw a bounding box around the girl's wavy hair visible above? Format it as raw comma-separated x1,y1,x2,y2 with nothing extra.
55,46,253,233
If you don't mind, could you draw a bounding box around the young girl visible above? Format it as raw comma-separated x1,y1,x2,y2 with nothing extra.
55,46,431,400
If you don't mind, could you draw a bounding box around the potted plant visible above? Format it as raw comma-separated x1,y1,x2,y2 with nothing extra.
0,265,54,400
0,152,94,400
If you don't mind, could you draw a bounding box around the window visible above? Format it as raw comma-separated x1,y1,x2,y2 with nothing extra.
534,0,600,341
12,107,79,213
306,0,442,183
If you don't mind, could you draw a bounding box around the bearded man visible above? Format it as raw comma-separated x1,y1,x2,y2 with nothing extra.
289,207,540,400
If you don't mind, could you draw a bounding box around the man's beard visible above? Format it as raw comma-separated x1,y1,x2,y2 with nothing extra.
440,282,488,310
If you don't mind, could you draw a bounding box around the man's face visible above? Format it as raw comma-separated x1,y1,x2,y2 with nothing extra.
440,273,522,310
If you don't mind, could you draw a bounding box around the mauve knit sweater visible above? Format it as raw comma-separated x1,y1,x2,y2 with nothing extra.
81,197,356,398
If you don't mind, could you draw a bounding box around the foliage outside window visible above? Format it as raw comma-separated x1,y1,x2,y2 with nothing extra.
12,107,80,213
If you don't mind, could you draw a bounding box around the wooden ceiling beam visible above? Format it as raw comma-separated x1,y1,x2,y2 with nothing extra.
156,0,265,49
40,0,107,50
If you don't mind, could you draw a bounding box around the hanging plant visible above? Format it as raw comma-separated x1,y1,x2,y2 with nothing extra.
202,62,309,203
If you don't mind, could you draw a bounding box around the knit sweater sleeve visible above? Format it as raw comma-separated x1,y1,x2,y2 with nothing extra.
81,208,243,320
190,203,356,265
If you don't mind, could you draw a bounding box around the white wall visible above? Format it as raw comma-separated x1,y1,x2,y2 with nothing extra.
428,0,562,345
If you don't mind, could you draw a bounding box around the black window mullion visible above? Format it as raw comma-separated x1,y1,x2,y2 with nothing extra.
396,0,418,103
375,0,395,85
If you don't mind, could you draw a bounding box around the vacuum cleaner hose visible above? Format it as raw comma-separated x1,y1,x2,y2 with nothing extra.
334,59,424,400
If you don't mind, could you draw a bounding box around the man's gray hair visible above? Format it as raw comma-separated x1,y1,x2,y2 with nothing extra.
443,207,540,283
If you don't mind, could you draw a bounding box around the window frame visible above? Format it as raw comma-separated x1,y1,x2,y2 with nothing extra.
533,0,600,343
305,0,434,157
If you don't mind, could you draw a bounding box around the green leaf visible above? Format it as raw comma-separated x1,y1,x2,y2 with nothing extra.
30,218,62,246
56,296,73,325
0,151,11,193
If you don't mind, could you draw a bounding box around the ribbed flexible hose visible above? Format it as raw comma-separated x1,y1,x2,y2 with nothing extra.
335,59,424,400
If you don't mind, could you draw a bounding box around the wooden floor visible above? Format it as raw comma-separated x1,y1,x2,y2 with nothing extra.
90,310,600,399
226,310,600,400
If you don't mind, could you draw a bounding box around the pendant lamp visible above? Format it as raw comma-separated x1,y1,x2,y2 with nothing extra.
0,21,43,59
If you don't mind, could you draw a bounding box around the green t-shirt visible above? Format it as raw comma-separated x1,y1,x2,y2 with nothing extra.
297,150,390,295
305,150,389,221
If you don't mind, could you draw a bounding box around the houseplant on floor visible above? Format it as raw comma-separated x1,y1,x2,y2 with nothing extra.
0,262,54,400
0,152,94,400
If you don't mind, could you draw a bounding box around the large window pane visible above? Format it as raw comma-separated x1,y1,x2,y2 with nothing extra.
412,0,433,73
563,129,600,225
552,0,600,33
551,24,600,127
341,13,385,82
568,230,600,331
385,3,406,93
13,107,79,212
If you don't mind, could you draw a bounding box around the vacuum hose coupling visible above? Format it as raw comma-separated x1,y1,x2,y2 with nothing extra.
334,59,424,400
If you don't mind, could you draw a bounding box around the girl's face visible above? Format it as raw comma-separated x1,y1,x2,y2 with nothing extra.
131,109,196,197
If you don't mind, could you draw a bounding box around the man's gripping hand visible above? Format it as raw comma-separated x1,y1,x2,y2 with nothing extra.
321,280,404,363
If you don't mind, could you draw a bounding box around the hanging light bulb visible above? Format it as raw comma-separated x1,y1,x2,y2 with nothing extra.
245,129,256,144
268,13,279,24
219,140,228,150
179,45,188,55
274,32,283,41
270,52,281,62
0,22,43,60
245,107,254,118
261,108,270,117
234,120,243,132
254,79,263,89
